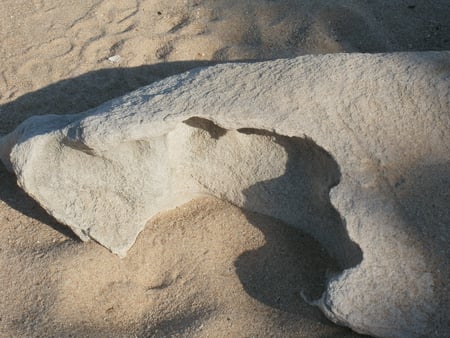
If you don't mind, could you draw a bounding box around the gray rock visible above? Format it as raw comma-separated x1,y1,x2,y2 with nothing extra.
1,52,449,337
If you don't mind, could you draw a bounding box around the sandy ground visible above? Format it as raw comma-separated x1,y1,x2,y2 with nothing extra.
1,1,449,337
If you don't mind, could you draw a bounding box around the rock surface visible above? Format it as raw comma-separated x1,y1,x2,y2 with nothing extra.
0,52,449,337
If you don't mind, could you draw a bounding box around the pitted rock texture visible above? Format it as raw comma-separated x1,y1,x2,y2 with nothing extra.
1,52,449,338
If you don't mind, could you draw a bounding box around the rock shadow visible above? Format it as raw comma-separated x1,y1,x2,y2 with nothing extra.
231,128,362,313
237,128,363,269
184,118,362,313
234,209,341,315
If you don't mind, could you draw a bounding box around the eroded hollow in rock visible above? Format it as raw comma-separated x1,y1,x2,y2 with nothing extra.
181,117,362,270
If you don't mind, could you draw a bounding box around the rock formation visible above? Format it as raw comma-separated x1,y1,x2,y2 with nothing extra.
1,52,449,337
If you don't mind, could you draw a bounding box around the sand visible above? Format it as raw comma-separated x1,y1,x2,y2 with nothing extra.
1,1,449,337
1,168,358,337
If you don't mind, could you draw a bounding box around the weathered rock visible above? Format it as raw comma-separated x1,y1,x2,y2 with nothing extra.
0,52,449,337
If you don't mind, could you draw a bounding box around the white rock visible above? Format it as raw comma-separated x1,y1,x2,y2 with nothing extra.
0,52,449,337
108,55,121,63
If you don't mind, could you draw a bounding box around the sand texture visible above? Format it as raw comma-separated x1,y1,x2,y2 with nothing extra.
1,1,449,337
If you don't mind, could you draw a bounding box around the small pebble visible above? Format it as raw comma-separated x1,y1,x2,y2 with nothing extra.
108,55,121,63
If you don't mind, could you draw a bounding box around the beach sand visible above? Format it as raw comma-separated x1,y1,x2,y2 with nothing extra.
1,1,449,336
